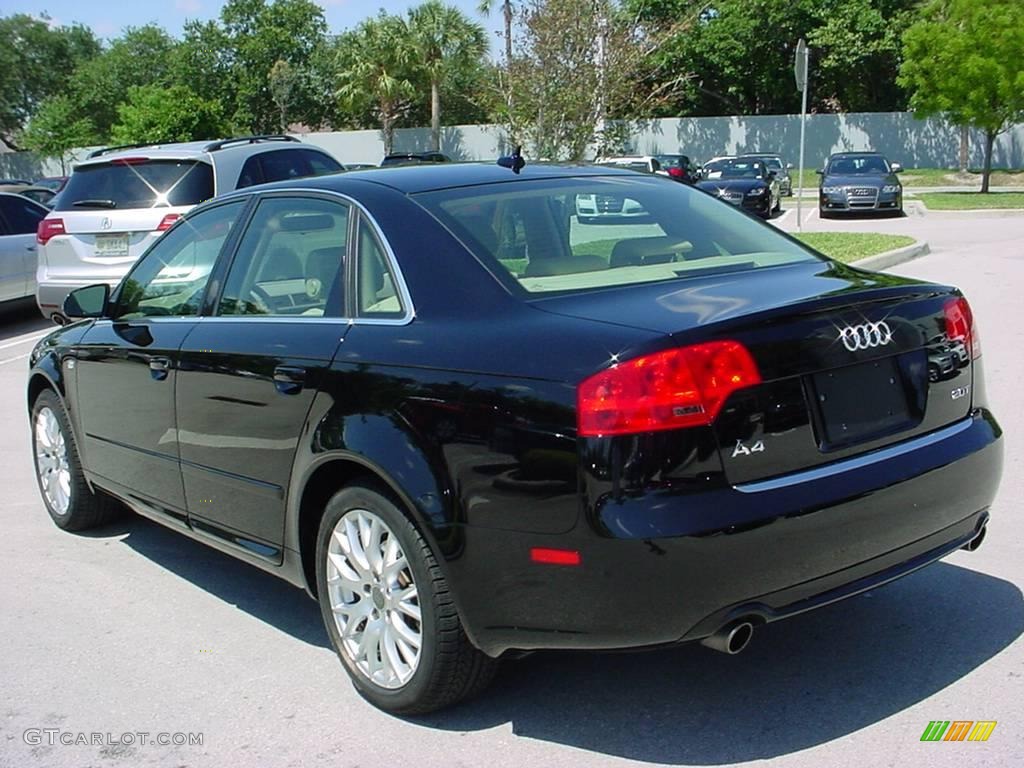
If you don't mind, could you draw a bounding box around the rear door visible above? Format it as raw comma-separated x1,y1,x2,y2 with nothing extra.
175,193,351,557
74,199,247,522
0,195,47,300
43,158,214,288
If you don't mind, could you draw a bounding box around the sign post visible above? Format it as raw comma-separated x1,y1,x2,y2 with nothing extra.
794,39,809,230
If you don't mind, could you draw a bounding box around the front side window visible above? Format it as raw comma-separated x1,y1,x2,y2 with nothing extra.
219,196,349,317
114,200,245,319
417,176,819,295
56,160,214,211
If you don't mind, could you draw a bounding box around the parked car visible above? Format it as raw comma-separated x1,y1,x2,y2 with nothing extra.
695,157,780,217
28,161,1001,715
0,178,32,185
0,193,48,306
818,151,903,218
594,155,665,175
654,153,700,184
35,135,344,322
33,176,69,193
699,156,736,179
0,184,56,207
381,152,451,167
741,152,793,195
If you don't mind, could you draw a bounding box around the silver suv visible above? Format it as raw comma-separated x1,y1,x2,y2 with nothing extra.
35,135,344,321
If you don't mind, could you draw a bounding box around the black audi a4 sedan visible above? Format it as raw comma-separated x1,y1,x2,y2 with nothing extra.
818,151,904,217
28,162,1001,714
695,157,780,218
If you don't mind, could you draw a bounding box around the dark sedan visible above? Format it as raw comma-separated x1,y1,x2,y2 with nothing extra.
28,162,1001,715
818,151,904,217
696,157,780,217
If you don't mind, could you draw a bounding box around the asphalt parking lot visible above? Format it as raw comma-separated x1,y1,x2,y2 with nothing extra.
1,210,1022,768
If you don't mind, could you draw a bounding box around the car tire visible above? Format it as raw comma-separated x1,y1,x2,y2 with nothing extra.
31,389,121,531
316,482,498,714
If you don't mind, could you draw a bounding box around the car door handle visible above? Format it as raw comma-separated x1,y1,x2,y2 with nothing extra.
149,357,171,381
273,365,306,395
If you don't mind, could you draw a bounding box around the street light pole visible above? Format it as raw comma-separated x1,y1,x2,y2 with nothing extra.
795,39,809,231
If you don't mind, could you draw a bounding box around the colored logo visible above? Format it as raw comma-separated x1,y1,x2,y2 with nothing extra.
920,721,997,742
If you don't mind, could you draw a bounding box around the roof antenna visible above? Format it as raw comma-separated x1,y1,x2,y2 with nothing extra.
497,146,526,174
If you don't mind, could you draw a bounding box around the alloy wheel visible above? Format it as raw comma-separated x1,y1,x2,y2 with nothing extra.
325,508,422,689
34,407,71,515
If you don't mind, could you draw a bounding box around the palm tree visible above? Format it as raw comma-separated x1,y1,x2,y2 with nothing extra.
478,0,514,64
408,1,488,152
335,14,417,155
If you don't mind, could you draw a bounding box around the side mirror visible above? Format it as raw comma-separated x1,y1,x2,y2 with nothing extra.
786,163,794,170
815,169,824,175
63,283,110,320
890,162,903,173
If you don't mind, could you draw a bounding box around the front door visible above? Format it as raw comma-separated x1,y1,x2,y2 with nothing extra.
74,199,248,521
175,194,351,557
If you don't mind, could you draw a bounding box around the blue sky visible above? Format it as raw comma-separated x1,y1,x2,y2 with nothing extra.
8,1,502,52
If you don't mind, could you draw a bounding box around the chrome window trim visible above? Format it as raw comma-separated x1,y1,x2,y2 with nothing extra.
207,187,415,327
734,417,974,494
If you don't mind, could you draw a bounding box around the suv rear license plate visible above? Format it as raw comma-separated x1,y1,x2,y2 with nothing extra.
95,234,129,257
811,356,918,449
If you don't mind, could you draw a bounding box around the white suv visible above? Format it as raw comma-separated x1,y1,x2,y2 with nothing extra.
35,135,344,321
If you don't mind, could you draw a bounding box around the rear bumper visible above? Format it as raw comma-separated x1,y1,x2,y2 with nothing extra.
456,409,1002,656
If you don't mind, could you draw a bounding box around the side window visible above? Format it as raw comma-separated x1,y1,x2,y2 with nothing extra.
236,156,264,189
258,150,313,184
301,149,343,176
114,200,245,320
356,215,403,317
219,196,348,318
0,196,46,234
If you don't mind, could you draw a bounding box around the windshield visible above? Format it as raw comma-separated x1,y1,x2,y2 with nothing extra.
720,160,764,179
826,155,890,175
749,156,783,170
56,160,214,210
415,176,819,296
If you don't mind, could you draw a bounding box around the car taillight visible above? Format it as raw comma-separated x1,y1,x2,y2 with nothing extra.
667,167,685,179
577,340,762,437
157,213,181,232
945,296,981,359
37,218,65,245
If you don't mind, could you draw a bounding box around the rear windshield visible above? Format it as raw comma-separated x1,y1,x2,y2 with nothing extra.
56,160,214,211
416,176,820,295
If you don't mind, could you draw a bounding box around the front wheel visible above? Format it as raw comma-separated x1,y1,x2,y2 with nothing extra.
32,390,120,530
316,482,498,714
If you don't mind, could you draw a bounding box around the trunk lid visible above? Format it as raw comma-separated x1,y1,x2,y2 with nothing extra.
534,261,974,483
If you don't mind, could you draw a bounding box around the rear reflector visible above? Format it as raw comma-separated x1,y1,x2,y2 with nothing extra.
157,213,182,232
530,547,581,566
944,296,980,359
577,341,762,437
37,218,65,245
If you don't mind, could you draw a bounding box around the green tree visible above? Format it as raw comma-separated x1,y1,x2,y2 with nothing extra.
408,1,488,152
899,0,1024,192
220,0,328,132
335,13,419,154
0,14,100,149
67,25,180,138
19,95,98,173
110,84,226,144
269,59,299,131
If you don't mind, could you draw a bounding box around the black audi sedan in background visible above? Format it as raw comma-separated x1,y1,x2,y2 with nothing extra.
28,162,1001,714
695,156,780,217
818,151,904,217
741,152,793,196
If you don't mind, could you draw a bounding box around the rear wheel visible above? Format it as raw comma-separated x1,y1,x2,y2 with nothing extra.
316,482,498,714
32,390,120,531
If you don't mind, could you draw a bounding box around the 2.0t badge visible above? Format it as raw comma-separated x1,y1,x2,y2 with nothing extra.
839,321,893,351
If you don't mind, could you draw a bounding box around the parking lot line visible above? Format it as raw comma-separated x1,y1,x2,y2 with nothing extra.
0,352,30,366
0,330,49,351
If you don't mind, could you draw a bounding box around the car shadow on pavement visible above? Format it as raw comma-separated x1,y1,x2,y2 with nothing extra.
101,514,330,649
418,562,1022,764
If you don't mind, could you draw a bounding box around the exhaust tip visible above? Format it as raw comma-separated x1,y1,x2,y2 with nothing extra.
700,619,755,655
963,525,987,552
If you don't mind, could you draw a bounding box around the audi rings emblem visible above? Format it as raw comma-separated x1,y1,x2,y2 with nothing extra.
839,321,893,351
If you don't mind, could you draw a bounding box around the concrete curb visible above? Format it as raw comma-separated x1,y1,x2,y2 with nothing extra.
855,240,930,271
915,198,1024,216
